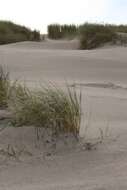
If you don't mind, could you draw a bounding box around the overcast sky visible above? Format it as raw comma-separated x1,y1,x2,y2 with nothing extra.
0,0,126,33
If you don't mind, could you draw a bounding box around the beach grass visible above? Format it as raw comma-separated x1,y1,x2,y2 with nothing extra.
0,64,82,140
9,83,82,139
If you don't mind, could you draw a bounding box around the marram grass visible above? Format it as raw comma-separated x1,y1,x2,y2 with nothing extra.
9,83,82,138
0,64,82,139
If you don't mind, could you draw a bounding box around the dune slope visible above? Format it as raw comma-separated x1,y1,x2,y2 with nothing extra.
0,41,127,190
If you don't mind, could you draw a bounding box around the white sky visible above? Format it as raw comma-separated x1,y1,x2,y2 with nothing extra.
0,0,126,33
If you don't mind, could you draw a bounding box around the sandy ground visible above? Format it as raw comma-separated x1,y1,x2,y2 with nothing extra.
0,40,127,189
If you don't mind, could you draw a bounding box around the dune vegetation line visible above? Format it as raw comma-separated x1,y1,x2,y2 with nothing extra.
0,65,82,141
0,20,127,49
47,23,127,49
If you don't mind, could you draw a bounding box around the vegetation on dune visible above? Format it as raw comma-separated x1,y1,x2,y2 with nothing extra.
0,64,82,140
48,24,62,39
79,23,117,49
107,24,127,33
0,65,10,108
47,23,127,49
9,83,81,139
48,24,78,39
1,20,127,48
0,21,40,44
31,30,41,41
61,24,77,39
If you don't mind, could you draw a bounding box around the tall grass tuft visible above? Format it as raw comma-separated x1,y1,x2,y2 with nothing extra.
0,65,10,108
9,84,82,139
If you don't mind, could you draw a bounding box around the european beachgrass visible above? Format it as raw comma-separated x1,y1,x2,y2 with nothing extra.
0,65,10,108
0,64,82,142
0,65,106,153
9,83,82,141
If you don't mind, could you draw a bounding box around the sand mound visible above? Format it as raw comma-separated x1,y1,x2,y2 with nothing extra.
0,125,79,162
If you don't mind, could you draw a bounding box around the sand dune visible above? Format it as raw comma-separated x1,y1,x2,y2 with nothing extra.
0,42,127,85
0,40,127,189
1,39,80,50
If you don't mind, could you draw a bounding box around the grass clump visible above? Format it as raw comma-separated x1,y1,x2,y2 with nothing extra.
0,65,10,108
9,84,82,139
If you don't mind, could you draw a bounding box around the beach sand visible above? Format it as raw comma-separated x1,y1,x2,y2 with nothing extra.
0,40,127,189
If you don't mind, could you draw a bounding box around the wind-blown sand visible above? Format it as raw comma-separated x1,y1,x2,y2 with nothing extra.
0,40,127,190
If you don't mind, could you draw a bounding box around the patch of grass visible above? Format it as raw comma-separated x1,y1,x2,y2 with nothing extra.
0,65,10,108
9,83,82,139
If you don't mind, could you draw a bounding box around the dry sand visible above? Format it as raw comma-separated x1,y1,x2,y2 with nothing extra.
0,40,127,189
